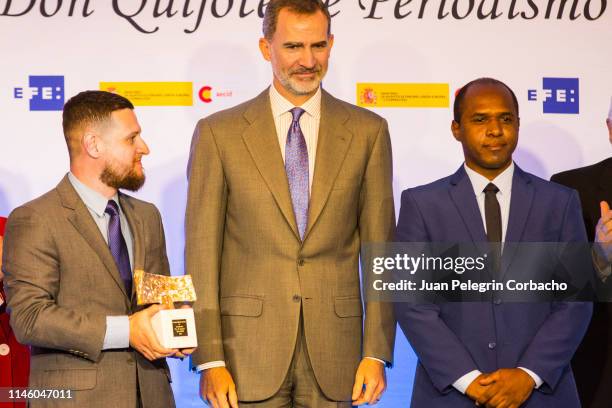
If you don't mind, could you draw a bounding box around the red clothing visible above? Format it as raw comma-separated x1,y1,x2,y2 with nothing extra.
1,216,29,408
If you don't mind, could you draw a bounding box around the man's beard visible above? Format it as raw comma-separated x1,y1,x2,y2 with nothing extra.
100,163,145,192
278,66,324,96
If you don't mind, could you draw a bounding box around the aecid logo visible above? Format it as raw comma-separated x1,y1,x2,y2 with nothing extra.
199,86,213,103
198,86,233,104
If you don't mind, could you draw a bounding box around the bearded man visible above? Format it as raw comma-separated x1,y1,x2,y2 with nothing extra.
2,90,188,408
185,1,396,407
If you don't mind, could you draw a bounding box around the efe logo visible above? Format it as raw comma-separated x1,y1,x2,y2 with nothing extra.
14,76,65,111
527,78,579,114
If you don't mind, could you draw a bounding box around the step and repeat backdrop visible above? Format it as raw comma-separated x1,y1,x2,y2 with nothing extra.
1,1,611,406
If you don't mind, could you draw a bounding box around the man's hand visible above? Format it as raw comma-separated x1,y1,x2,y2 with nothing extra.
476,368,535,408
200,367,238,408
352,358,386,405
129,304,177,361
594,201,612,266
466,373,491,404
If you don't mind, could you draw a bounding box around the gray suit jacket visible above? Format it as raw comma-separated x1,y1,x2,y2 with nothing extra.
186,88,396,401
2,176,175,408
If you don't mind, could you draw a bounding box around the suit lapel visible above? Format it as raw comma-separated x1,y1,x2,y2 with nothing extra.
305,90,352,240
120,194,145,302
500,166,534,278
57,176,130,305
449,167,488,254
241,89,300,240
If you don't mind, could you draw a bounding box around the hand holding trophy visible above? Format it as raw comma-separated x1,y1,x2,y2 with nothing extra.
134,269,198,350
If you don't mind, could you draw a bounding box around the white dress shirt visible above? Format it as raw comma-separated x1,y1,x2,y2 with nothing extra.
270,83,321,190
452,163,543,393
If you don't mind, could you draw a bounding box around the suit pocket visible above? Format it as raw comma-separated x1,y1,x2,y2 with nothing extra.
220,295,263,317
38,368,97,390
334,296,363,317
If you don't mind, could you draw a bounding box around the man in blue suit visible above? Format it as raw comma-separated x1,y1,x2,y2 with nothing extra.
395,78,592,407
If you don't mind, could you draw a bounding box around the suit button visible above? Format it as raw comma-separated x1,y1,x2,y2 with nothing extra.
297,259,305,266
0,344,10,356
292,295,301,302
488,342,497,349
494,298,502,305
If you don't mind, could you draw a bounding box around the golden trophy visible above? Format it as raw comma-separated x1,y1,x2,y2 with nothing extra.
134,269,198,349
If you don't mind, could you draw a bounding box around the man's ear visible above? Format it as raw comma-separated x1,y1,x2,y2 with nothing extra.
327,33,335,52
82,131,102,159
451,120,461,142
259,37,272,62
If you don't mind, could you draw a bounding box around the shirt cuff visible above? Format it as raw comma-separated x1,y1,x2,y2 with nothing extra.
365,356,386,366
518,367,543,389
102,315,130,349
196,361,226,373
453,370,482,394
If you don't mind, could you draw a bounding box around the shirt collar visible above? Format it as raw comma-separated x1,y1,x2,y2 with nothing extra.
269,83,321,120
464,162,515,197
68,172,120,217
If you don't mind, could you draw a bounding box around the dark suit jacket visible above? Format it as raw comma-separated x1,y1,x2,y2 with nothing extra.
551,157,612,408
2,176,175,408
395,165,592,407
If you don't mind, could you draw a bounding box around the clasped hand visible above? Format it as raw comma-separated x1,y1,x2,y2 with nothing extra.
466,368,535,408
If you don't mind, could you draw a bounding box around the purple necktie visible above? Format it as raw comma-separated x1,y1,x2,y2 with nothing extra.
105,200,132,296
285,107,309,240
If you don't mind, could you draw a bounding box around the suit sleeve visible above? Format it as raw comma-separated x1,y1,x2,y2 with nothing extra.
186,118,228,367
394,189,480,394
359,118,396,365
517,190,593,393
2,206,106,361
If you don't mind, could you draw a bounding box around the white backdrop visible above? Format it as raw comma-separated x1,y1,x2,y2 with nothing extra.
2,1,611,405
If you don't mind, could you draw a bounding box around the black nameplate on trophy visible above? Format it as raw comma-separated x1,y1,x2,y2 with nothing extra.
172,319,188,337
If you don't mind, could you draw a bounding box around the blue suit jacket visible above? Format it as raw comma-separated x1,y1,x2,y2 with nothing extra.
395,165,592,407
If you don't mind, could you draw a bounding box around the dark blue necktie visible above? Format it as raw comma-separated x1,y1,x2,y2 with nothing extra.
105,200,132,296
285,107,309,240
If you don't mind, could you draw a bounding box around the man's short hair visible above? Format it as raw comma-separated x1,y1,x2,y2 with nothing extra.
453,78,519,123
62,90,134,159
262,0,331,40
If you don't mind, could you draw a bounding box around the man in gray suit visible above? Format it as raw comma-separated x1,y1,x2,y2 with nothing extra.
2,91,185,407
186,0,396,407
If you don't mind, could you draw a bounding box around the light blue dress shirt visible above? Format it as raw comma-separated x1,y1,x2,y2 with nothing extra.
68,172,132,349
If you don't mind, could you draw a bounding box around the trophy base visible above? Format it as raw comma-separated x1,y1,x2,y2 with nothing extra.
151,308,198,349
